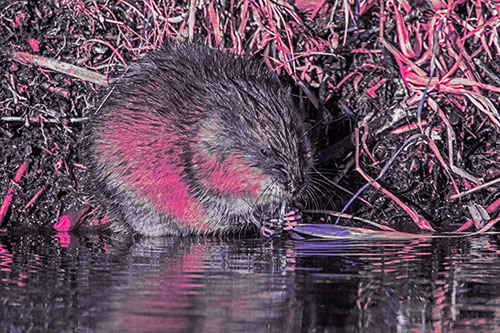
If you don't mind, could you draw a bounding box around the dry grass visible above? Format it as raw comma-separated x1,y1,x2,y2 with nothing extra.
1,0,499,235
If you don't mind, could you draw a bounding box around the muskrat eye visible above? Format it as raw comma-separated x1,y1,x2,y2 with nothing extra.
260,148,268,156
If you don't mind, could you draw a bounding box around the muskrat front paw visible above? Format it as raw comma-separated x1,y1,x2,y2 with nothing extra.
259,215,284,238
259,223,278,238
260,203,304,237
282,207,303,231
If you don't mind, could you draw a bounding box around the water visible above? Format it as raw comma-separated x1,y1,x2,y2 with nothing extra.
1,233,500,332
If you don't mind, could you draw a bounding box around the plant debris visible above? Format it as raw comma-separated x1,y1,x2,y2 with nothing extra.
1,0,499,237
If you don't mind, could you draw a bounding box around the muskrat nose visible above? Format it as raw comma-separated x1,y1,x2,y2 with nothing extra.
272,166,301,197
271,166,289,185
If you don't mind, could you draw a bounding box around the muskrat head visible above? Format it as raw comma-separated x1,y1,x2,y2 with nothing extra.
232,104,315,207
193,82,314,210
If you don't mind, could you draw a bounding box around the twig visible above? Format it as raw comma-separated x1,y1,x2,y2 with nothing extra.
304,209,396,231
8,50,108,86
454,196,500,232
0,161,28,225
23,186,45,211
336,128,435,231
450,177,500,200
417,18,444,128
1,116,89,123
187,0,197,42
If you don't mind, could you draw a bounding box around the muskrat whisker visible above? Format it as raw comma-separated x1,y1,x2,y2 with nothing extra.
298,110,332,144
305,188,318,211
311,169,339,176
306,186,323,211
301,187,314,211
308,177,334,193
311,167,354,197
255,179,276,207
309,177,339,197
306,179,336,210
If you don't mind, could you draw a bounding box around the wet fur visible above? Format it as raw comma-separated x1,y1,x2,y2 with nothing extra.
83,41,313,236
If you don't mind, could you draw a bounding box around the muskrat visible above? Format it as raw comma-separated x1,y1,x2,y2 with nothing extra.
83,41,313,236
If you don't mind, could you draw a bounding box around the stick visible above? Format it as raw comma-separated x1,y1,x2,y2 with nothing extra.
0,161,28,225
7,50,108,86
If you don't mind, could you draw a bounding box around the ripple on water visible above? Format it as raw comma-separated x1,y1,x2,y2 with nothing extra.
1,234,500,332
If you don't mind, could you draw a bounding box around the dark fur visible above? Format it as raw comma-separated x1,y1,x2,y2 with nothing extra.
83,41,313,236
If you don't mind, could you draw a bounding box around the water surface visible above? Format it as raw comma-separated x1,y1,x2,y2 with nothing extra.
1,233,500,332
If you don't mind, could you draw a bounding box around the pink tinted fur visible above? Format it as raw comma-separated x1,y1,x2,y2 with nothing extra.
197,151,269,197
97,109,209,231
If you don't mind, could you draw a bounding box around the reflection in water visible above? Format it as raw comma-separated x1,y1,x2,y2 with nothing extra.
0,233,500,331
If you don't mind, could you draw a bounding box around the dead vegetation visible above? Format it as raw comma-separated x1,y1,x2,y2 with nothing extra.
1,0,499,236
